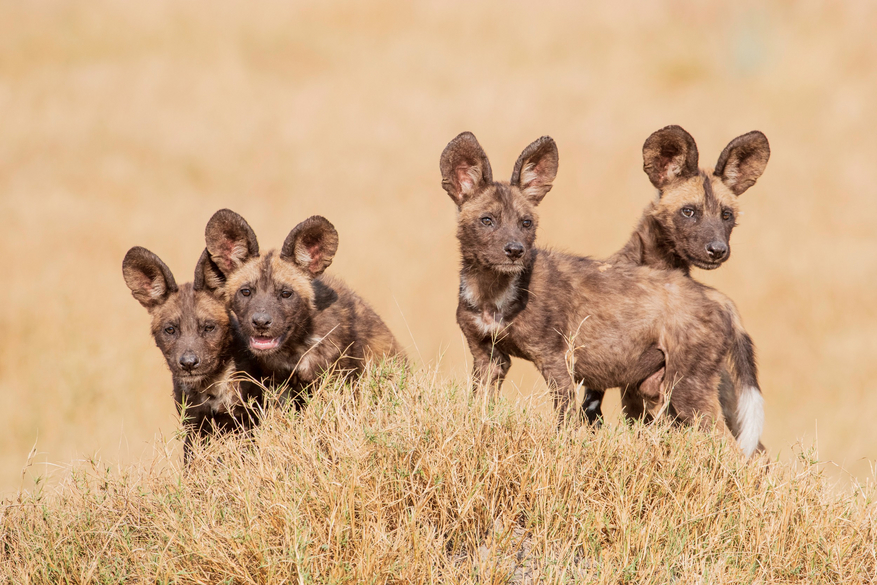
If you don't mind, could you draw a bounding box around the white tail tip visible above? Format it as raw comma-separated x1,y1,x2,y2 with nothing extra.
736,386,764,457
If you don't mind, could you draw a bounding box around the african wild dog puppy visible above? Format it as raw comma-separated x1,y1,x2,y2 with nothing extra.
441,131,741,432
204,210,403,403
580,125,770,456
122,246,262,462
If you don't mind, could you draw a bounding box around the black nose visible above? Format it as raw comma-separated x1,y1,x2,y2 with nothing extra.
504,242,524,260
705,241,728,260
252,311,272,329
179,351,200,371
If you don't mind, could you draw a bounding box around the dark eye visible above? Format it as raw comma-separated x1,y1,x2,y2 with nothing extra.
164,326,176,335
280,290,292,299
480,217,493,227
240,288,251,297
681,207,695,218
203,324,215,333
522,219,533,228
722,210,733,221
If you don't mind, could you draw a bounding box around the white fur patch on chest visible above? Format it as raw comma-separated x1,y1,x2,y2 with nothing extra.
475,309,506,337
461,274,519,338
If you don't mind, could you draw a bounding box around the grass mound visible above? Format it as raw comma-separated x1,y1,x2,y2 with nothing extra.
2,363,875,583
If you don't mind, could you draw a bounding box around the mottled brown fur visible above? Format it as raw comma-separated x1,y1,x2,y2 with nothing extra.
122,247,262,463
204,210,403,403
617,125,769,273
441,132,735,428
582,126,769,455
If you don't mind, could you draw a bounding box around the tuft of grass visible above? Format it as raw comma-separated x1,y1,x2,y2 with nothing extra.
2,363,875,584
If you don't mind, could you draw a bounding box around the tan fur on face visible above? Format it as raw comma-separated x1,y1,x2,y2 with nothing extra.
456,184,539,275
195,290,229,326
149,297,183,337
149,289,229,337
222,257,260,302
708,176,739,210
657,174,739,214
223,254,316,309
194,291,230,330
269,256,316,307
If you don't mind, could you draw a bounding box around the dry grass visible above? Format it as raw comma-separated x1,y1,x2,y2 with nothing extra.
2,0,877,494
2,364,875,584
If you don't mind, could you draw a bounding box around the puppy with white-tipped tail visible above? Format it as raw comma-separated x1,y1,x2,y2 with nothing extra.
580,125,769,456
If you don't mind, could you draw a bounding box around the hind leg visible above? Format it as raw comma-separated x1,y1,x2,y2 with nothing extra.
582,388,605,426
618,366,667,423
717,368,738,436
620,386,652,422
620,346,667,423
666,370,726,433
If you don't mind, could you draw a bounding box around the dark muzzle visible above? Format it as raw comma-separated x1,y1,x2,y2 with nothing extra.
503,242,524,260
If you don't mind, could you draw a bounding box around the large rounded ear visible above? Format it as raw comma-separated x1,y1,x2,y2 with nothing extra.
122,246,178,311
280,216,339,278
193,248,226,298
714,131,770,196
439,132,493,207
204,209,259,276
642,125,699,190
510,136,558,205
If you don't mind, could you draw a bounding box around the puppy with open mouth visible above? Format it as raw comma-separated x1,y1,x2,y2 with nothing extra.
204,209,404,405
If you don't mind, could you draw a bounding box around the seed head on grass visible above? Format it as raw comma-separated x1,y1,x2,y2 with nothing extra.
2,361,874,584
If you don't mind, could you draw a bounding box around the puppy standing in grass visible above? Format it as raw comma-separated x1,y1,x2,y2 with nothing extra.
581,126,770,456
122,247,262,462
204,210,403,403
440,131,754,437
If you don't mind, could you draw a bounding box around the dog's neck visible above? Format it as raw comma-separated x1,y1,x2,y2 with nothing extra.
174,361,236,409
259,330,320,383
459,257,528,319
613,207,691,275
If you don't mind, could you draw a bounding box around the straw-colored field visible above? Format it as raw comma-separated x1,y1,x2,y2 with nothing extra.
1,0,876,494
3,368,875,583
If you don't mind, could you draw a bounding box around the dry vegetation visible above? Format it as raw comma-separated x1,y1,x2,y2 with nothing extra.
1,0,876,517
3,364,876,583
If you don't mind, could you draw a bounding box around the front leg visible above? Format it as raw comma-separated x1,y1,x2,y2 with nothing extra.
174,387,198,467
540,358,578,425
468,337,511,397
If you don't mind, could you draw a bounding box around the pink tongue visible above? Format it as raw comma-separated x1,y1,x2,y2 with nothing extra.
251,337,280,350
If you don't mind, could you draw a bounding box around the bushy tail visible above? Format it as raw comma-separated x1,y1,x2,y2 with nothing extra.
723,304,764,457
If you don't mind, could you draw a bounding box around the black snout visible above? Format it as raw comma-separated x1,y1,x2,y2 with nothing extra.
504,242,524,260
705,241,728,261
252,311,272,329
179,351,200,371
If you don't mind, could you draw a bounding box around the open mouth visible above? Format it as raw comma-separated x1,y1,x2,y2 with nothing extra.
250,336,282,351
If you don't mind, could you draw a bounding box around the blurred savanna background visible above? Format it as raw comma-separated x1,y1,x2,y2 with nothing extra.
1,0,876,495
